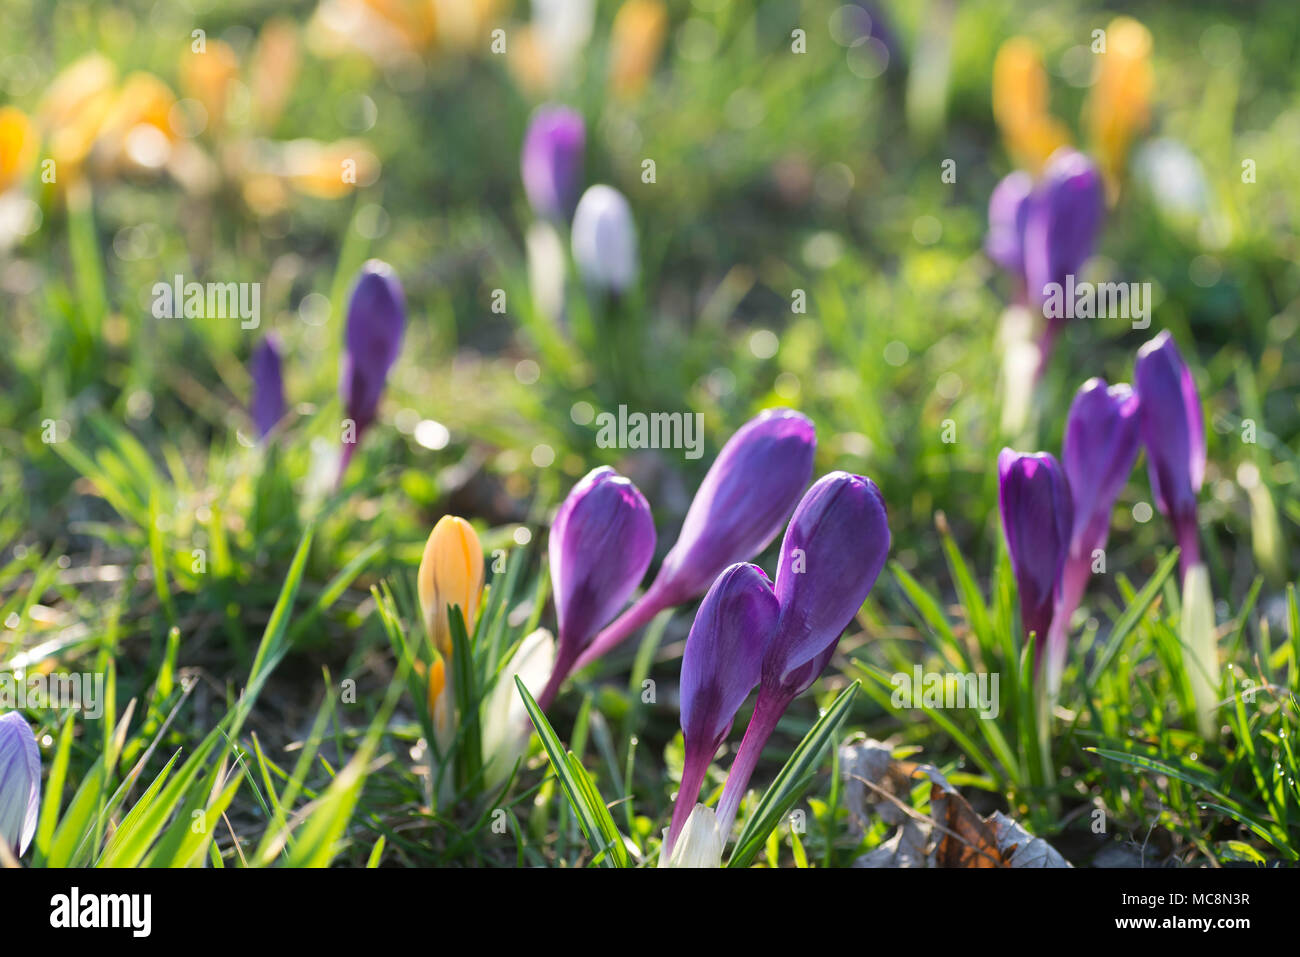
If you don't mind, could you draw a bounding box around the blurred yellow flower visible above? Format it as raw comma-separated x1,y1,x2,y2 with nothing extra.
95,72,181,174
281,138,380,199
1085,16,1152,202
180,40,240,133
609,0,667,99
0,107,37,193
250,19,302,131
418,515,485,658
992,37,1071,174
39,54,118,174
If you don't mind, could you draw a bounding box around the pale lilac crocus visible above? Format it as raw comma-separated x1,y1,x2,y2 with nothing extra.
521,105,585,223
570,185,638,293
249,334,286,440
985,169,1033,286
0,712,39,858
571,408,815,673
1052,379,1140,693
714,472,890,840
537,466,656,709
998,449,1073,666
1134,330,1205,581
338,260,406,482
665,563,779,857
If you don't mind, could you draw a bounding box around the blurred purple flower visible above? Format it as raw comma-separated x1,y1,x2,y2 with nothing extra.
998,449,1073,655
570,185,638,293
1135,331,1205,577
249,334,286,440
521,105,586,223
338,260,406,479
715,471,890,840
1024,148,1105,307
572,408,815,671
0,712,39,857
666,563,779,854
537,466,656,709
985,170,1033,281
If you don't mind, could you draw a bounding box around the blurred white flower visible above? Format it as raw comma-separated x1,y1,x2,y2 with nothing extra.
571,185,638,293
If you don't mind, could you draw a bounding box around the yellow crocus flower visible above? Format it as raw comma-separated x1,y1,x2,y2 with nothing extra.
418,515,485,658
39,54,118,175
992,37,1071,174
609,0,668,99
180,40,240,133
1085,16,1152,202
0,107,36,193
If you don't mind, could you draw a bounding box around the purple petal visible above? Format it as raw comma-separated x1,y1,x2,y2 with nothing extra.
998,449,1073,644
985,170,1033,278
521,105,586,223
1023,148,1105,306
1062,378,1141,558
1135,331,1205,546
249,334,286,440
340,260,406,435
653,408,816,603
763,472,891,693
680,563,779,753
0,712,39,856
549,466,656,667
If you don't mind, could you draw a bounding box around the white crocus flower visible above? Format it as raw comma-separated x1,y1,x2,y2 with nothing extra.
659,804,723,868
481,628,556,790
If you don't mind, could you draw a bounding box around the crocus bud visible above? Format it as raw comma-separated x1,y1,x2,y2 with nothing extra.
249,334,286,440
609,0,668,99
0,712,39,858
985,170,1033,282
1134,331,1205,579
1049,380,1140,695
659,804,722,868
570,185,638,293
667,563,779,852
1084,16,1152,202
537,467,655,709
997,449,1072,654
991,37,1072,173
520,104,585,223
1024,148,1105,307
339,260,406,476
481,628,556,790
715,472,890,841
418,515,486,658
572,408,815,671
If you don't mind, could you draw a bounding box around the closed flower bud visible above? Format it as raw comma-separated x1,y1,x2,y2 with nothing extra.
609,0,668,100
0,712,39,857
520,104,585,223
997,449,1072,653
668,563,779,851
1085,16,1152,201
571,185,638,293
249,334,286,440
339,260,406,476
418,515,486,659
1023,148,1105,309
1134,330,1205,579
985,170,1033,281
538,466,656,708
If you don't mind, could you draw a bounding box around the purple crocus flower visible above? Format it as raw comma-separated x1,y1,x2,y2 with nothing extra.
537,466,656,709
1050,379,1141,693
521,105,585,223
985,170,1033,282
1024,148,1105,307
715,472,890,839
338,260,406,479
0,712,39,857
998,449,1073,656
1134,331,1205,578
571,408,815,672
666,563,779,855
249,334,286,440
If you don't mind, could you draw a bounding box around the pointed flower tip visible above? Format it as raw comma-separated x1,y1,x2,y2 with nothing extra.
521,104,585,223
1063,377,1140,558
249,334,286,440
1134,331,1205,548
0,712,40,857
997,450,1072,645
341,260,406,435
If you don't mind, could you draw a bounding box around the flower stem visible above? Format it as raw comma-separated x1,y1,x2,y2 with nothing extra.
570,582,671,673
664,744,712,858
714,688,789,843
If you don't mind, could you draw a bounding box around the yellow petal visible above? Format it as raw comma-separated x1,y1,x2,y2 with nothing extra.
281,138,379,198
609,0,668,99
180,40,240,133
1085,16,1153,200
418,515,485,657
0,107,37,194
250,19,302,131
992,37,1071,173
39,54,118,173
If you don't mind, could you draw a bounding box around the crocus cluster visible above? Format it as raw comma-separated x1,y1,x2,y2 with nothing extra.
998,330,1206,698
536,408,817,709
0,711,39,858
666,471,891,862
